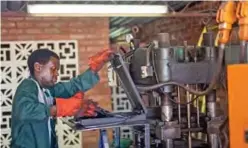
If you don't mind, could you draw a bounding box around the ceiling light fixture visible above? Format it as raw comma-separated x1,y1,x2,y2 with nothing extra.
27,4,168,17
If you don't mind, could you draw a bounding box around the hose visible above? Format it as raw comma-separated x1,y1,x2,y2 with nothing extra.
218,130,229,148
218,135,223,148
219,117,229,148
119,46,127,54
136,44,225,96
223,130,229,148
123,50,136,59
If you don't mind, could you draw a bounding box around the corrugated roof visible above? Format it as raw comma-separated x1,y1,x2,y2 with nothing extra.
1,1,193,39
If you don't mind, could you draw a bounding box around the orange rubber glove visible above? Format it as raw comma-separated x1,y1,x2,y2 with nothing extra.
56,98,82,117
88,49,113,72
73,91,84,99
75,99,98,117
55,92,97,117
71,92,98,117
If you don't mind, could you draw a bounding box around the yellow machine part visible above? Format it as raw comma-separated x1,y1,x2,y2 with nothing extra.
197,25,219,47
227,64,248,148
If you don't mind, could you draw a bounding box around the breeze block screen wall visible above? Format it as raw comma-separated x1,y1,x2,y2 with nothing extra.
0,40,81,148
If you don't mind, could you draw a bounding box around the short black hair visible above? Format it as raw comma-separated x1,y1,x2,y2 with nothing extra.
27,49,59,76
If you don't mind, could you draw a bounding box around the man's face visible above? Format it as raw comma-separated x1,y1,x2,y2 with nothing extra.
35,56,60,88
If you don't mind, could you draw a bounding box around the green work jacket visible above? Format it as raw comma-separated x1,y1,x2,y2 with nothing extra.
11,69,100,148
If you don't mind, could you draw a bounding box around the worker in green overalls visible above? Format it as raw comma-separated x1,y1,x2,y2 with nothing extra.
11,48,113,148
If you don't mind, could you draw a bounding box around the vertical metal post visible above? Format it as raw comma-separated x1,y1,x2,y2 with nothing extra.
207,90,217,119
195,85,201,140
163,139,173,148
156,33,174,148
203,32,219,147
114,127,121,148
99,129,109,148
203,31,217,61
186,85,192,148
207,90,218,148
239,40,248,63
193,54,200,129
177,87,181,124
194,54,200,131
144,124,150,148
161,95,174,148
134,127,142,148
196,96,200,127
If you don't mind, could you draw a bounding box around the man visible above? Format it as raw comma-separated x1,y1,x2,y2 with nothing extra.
11,48,113,148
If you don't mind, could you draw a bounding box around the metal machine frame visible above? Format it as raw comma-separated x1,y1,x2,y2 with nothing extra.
62,38,223,147
62,1,248,147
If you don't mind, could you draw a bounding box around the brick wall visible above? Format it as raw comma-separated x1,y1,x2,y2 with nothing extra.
138,1,222,45
1,14,111,147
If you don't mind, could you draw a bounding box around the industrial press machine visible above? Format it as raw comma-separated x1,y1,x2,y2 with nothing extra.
63,1,248,148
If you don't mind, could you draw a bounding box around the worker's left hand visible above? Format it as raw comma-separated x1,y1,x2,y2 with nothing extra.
75,99,99,117
88,49,114,72
84,99,98,116
72,92,98,117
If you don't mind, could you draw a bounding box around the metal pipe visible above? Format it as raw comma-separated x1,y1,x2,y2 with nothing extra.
161,95,173,122
135,133,142,148
177,87,181,124
144,124,150,148
209,134,218,148
114,127,121,148
154,33,173,93
159,12,216,18
194,54,200,128
196,86,200,128
161,94,174,148
156,33,170,48
240,40,248,63
186,85,192,148
203,32,217,61
195,94,201,141
207,90,217,118
163,139,173,148
207,90,218,148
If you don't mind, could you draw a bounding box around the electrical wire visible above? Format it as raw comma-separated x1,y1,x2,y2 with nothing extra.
146,43,155,66
223,130,229,148
151,42,168,93
168,94,200,105
218,135,223,148
221,118,229,148
151,45,160,84
180,2,192,12
123,49,136,59
119,46,127,54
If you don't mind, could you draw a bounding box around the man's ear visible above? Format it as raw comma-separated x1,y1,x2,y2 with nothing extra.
34,62,42,72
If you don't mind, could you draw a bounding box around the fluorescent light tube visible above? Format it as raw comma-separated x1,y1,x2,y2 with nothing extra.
27,4,168,17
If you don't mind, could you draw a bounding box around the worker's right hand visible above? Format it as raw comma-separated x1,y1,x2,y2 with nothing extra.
53,92,83,117
55,98,82,117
